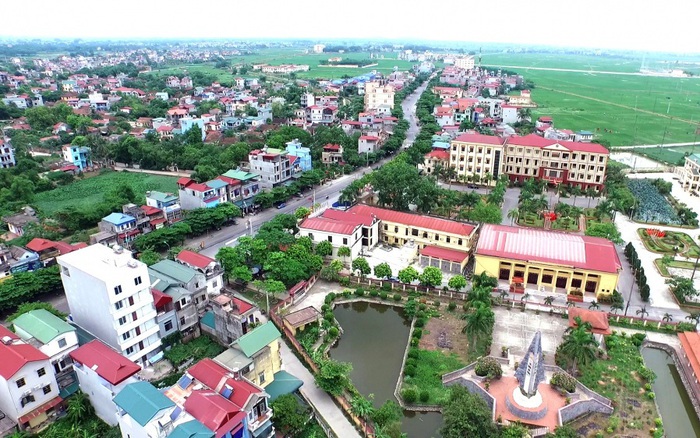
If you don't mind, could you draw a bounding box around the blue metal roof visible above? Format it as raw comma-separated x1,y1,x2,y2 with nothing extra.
102,212,135,225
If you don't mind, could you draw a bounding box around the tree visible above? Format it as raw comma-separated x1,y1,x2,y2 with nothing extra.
371,400,402,429
662,313,674,322
440,385,499,438
610,302,623,314
352,257,371,279
686,313,700,328
66,392,94,425
419,266,443,288
588,300,600,310
544,296,555,306
138,249,162,266
270,394,309,436
636,306,649,319
295,206,311,220
557,316,598,375
315,359,352,396
315,240,333,257
501,422,530,438
7,302,66,322
337,246,351,266
350,394,375,435
466,201,502,224
373,262,392,280
253,279,286,314
471,272,497,289
584,222,622,244
448,274,467,292
398,266,420,284
507,208,520,225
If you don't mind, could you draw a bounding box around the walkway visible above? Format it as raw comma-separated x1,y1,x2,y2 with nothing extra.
112,164,192,177
279,342,361,438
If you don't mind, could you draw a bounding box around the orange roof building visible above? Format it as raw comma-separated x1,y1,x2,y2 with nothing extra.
568,307,612,335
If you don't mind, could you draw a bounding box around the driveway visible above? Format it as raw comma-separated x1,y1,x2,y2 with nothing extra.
491,307,568,365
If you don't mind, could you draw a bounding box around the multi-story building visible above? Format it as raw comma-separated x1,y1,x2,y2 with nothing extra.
69,340,141,426
149,259,208,335
448,133,506,184
208,293,261,344
679,153,700,193
218,170,261,212
63,144,92,172
364,81,395,111
358,135,380,154
454,56,475,70
57,244,162,366
177,178,220,210
248,148,292,189
0,139,16,169
113,381,181,438
12,309,79,393
423,149,449,176
145,191,182,224
176,250,224,295
285,139,312,172
0,325,62,431
299,208,380,260
97,212,140,247
321,143,343,166
504,134,608,190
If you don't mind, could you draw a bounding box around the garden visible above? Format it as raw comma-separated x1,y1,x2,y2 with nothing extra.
637,228,700,258
627,179,696,226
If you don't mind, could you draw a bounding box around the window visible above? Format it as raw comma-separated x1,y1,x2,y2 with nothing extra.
411,228,419,236
114,285,123,295
125,346,134,355
446,237,450,243
42,385,51,395
458,239,463,246
134,276,142,286
56,337,67,348
61,266,70,277
343,238,348,245
164,320,173,331
37,368,46,377
213,280,218,288
258,372,266,384
115,300,123,311
20,394,35,407
180,317,186,326
122,331,131,341
307,233,313,240
128,296,134,306
327,236,332,243
16,378,25,388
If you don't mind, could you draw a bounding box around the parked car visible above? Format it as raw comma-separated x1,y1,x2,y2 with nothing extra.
276,202,287,209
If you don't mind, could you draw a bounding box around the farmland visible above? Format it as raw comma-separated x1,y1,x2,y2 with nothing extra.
34,171,178,216
634,145,699,165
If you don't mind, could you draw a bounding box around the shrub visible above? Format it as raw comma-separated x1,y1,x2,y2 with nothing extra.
419,390,430,403
638,366,657,383
414,318,426,328
380,292,388,300
321,304,331,313
393,293,402,301
342,290,351,298
407,349,419,360
474,357,502,379
463,303,470,312
550,371,577,393
410,338,419,347
405,358,417,368
324,292,336,304
328,327,339,338
631,333,646,347
339,277,350,287
419,303,427,311
381,283,392,292
412,328,423,339
448,302,457,311
433,300,441,307
324,312,335,322
354,288,365,296
647,391,656,399
402,388,417,403
403,365,417,377
370,290,379,297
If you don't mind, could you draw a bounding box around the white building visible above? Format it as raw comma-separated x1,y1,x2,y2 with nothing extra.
313,44,326,53
0,326,62,431
364,81,395,112
680,153,700,193
298,209,380,260
454,56,475,70
176,250,224,295
69,340,141,426
0,139,16,169
57,244,162,366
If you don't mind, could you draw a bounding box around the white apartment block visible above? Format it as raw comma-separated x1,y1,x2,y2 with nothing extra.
364,81,395,111
454,56,475,70
0,139,16,169
449,133,506,184
57,244,162,366
248,147,292,189
680,154,700,193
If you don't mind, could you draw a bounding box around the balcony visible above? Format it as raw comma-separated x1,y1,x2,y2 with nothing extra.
248,409,273,433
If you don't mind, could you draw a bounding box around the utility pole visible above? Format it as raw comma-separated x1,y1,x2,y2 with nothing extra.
624,267,635,317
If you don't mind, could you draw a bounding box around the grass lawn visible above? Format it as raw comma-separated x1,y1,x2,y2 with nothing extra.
163,334,225,367
570,332,662,437
653,258,700,277
519,212,544,227
402,348,464,406
635,147,688,166
551,216,580,231
483,52,700,146
33,170,178,216
637,229,700,258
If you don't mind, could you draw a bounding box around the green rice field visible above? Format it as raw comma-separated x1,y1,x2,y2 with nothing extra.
34,171,178,215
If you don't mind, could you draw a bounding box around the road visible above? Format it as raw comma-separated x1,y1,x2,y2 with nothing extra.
193,78,431,258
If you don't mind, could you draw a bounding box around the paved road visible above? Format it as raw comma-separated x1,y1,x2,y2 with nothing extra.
194,78,431,258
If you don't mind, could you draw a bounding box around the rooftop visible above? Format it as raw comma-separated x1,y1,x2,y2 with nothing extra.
264,370,303,402
679,332,700,386
476,224,622,274
58,244,147,282
349,205,476,237
146,191,178,203
168,419,214,438
233,321,281,358
183,390,246,437
221,169,259,182
113,381,175,427
13,309,75,344
150,259,199,284
69,340,140,385
506,134,608,154
420,245,469,264
0,325,48,379
568,308,612,335
177,250,216,270
283,306,321,329
102,212,136,225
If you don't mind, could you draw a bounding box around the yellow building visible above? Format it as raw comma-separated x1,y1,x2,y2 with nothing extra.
364,81,395,111
213,321,281,388
349,205,478,254
474,224,621,300
449,133,506,185
680,154,700,193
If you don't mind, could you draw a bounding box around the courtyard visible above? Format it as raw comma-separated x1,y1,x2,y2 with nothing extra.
490,307,568,364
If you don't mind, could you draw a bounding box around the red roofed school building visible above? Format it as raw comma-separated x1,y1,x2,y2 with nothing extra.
474,224,622,301
0,325,62,432
677,332,700,405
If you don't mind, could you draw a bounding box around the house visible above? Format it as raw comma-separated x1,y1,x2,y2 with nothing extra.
423,149,449,176
2,208,39,237
0,244,40,277
25,238,86,266
508,90,536,107
568,307,612,344
149,260,208,335
151,287,178,339
321,143,343,166
177,178,220,210
69,340,141,426
180,118,206,141
12,310,79,394
680,154,700,193
358,135,380,154
213,322,281,389
248,148,292,189
0,139,16,169
113,381,178,438
0,325,62,431
501,104,519,124
121,203,155,235
474,224,622,301
176,250,224,295
209,294,261,344
285,139,312,172
282,307,321,335
219,170,261,212
145,191,182,224
97,212,140,247
58,244,162,365
454,56,475,70
298,208,380,260
434,106,455,127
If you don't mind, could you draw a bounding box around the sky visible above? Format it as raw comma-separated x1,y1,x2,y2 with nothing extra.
3,0,700,53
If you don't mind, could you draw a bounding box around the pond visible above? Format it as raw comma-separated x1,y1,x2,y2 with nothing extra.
641,347,700,438
330,301,443,438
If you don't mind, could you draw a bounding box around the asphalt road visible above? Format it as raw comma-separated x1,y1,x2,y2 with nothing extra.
194,78,431,259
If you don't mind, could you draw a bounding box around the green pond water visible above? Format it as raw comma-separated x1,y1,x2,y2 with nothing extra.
641,347,700,438
330,301,443,438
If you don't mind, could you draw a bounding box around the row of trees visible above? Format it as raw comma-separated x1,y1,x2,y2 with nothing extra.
624,242,650,301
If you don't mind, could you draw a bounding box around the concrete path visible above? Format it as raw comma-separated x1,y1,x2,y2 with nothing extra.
112,164,193,177
280,342,361,438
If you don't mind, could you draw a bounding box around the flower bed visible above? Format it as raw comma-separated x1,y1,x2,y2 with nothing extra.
637,228,700,258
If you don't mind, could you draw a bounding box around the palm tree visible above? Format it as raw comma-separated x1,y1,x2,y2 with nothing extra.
636,306,649,319
521,293,531,303
610,302,623,314
558,316,599,375
686,313,700,328
567,300,577,308
462,303,495,351
499,290,509,303
350,394,375,435
570,185,583,206
662,313,674,322
467,287,492,308
507,208,520,225
588,300,600,310
544,295,555,306
483,172,493,187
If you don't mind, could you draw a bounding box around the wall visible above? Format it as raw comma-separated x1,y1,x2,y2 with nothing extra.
1,361,59,423
379,221,473,253
74,364,138,426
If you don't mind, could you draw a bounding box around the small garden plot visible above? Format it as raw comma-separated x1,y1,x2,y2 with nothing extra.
637,228,700,258
627,179,679,224
551,216,580,231
519,212,544,227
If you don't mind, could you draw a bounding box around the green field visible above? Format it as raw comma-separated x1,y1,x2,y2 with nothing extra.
34,171,178,215
483,53,700,147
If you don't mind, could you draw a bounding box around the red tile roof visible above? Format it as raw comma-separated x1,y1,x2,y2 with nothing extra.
0,325,48,379
69,340,140,385
177,177,194,186
177,250,215,270
141,205,162,216
324,143,341,151
26,238,57,252
349,205,476,237
453,133,505,145
216,176,240,185
506,134,608,154
184,390,246,438
420,245,469,263
359,135,379,141
321,209,375,226
568,308,612,335
189,183,211,192
679,332,700,385
476,224,622,274
188,359,259,409
299,217,360,235
232,297,254,314
425,150,449,160
151,288,172,308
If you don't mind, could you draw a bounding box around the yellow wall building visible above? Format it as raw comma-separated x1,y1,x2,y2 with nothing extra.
214,321,281,388
474,224,621,300
449,133,506,185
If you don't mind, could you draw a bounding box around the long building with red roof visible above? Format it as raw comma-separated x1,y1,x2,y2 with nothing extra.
475,224,622,300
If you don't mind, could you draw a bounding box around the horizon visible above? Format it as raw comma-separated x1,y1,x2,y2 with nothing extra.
2,0,699,55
